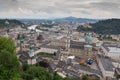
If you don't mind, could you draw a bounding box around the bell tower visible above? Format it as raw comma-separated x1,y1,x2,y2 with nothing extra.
29,45,35,57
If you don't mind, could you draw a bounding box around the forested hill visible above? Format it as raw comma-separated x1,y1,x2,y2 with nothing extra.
77,19,120,35
0,19,24,28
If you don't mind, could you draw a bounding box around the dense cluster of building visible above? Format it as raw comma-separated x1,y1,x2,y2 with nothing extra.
0,23,120,80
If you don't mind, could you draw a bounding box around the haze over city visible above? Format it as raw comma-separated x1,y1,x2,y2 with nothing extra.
0,0,120,19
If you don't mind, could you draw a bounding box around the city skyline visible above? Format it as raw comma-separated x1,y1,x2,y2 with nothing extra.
0,0,120,19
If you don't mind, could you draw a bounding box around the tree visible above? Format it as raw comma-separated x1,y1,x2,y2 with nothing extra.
82,75,89,80
0,19,24,28
21,66,52,80
52,71,63,80
21,65,79,80
22,63,30,72
0,37,16,53
0,36,20,80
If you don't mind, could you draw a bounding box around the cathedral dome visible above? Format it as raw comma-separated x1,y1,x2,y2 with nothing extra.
85,36,93,42
84,44,93,48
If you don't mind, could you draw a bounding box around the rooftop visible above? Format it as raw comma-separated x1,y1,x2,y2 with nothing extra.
102,43,120,52
70,41,85,49
99,55,115,71
108,47,120,53
18,51,36,63
85,36,93,42
70,45,84,49
117,68,120,72
84,44,93,48
73,64,102,76
41,45,61,50
63,68,80,78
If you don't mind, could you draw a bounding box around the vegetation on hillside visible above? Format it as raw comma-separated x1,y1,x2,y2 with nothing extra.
0,36,79,80
77,19,120,35
20,64,79,80
0,19,24,28
0,36,20,80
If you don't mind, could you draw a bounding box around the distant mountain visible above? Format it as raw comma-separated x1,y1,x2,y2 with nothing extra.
54,16,99,23
0,19,24,28
19,16,99,24
62,16,77,20
77,19,120,35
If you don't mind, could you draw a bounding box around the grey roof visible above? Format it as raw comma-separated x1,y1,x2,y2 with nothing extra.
118,68,120,71
19,51,36,63
106,77,117,80
70,41,85,49
70,41,96,49
73,64,102,76
53,50,61,60
70,41,85,45
41,45,61,50
102,43,120,52
70,45,84,49
117,68,120,73
63,69,80,78
103,46,110,52
52,39,66,43
99,55,115,71
19,55,28,63
27,40,35,44
48,62,56,71
57,61,66,68
40,41,51,47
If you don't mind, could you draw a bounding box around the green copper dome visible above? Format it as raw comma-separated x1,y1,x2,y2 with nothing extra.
84,44,93,48
67,31,72,37
29,45,34,54
29,49,34,54
85,36,93,42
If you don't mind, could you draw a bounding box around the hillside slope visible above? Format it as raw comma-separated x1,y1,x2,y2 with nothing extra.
0,19,24,28
77,19,120,34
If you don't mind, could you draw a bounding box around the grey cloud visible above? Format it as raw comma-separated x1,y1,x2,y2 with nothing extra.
0,0,120,18
90,2,120,11
57,1,120,11
55,1,120,15
0,0,19,11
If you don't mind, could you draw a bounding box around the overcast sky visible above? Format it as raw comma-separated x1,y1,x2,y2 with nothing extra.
0,0,120,19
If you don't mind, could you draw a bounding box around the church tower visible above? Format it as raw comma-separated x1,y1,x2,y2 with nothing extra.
29,45,35,57
66,31,72,50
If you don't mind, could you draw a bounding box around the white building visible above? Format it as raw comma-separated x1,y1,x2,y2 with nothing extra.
39,45,60,54
101,43,120,60
18,51,37,65
27,57,36,65
98,55,115,78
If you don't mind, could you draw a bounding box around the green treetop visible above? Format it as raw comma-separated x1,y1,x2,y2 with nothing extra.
0,36,20,80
